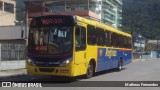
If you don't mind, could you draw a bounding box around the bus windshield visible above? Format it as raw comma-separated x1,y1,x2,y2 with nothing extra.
29,26,73,55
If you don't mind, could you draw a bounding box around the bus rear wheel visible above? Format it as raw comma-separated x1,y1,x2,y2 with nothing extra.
85,62,94,79
117,61,123,71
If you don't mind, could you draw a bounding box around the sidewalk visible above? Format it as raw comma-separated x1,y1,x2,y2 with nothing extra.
0,69,26,78
132,58,160,63
132,59,143,63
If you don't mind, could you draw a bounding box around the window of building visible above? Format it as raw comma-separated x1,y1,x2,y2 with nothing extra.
4,2,14,13
71,7,75,11
0,1,3,10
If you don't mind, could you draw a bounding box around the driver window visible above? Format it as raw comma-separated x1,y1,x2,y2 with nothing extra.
75,26,86,51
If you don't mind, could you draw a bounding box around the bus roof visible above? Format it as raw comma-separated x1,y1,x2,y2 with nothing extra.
76,16,131,37
31,15,131,37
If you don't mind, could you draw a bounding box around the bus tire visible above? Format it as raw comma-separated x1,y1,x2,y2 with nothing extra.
85,62,94,79
117,61,123,71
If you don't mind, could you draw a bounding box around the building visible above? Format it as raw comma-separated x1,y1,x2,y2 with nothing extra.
102,0,122,28
132,34,146,59
0,26,26,71
142,40,160,59
26,0,122,29
133,34,146,51
0,0,16,26
0,0,26,71
15,0,25,25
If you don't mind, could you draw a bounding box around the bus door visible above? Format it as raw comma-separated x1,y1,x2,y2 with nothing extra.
74,24,87,74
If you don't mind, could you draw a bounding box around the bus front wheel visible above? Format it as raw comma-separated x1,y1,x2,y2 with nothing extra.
85,62,94,79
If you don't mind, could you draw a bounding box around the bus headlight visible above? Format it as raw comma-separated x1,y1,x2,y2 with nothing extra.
27,59,35,66
59,58,72,67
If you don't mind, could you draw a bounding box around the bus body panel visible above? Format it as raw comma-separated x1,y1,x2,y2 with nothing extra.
27,15,132,77
72,22,88,76
26,58,75,76
86,45,98,72
96,48,132,72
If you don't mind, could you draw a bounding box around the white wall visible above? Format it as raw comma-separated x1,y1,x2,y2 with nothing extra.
0,60,25,71
0,12,16,26
0,26,25,40
0,0,16,26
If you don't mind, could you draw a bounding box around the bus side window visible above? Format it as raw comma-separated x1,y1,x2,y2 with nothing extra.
127,37,132,49
75,26,86,51
118,34,123,48
123,36,128,48
105,31,111,46
87,25,96,45
111,33,116,47
96,27,105,46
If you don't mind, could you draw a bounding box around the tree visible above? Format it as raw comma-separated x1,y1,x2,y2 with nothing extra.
123,0,160,39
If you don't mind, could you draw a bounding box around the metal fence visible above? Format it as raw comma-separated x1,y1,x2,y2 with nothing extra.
133,51,159,59
0,40,26,61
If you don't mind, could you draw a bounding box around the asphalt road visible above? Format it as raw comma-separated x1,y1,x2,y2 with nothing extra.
0,60,160,90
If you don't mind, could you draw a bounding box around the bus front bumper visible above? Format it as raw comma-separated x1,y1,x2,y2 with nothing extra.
26,64,74,77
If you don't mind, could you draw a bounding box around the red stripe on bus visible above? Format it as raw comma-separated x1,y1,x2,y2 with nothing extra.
118,49,132,52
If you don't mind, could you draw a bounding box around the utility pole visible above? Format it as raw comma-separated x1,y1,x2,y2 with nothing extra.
138,35,142,59
24,1,29,61
157,39,159,59
25,6,28,41
88,0,90,11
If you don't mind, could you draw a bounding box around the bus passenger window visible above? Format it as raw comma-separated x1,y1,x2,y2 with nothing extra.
96,27,105,46
87,25,96,45
127,37,132,49
105,31,111,46
75,26,86,51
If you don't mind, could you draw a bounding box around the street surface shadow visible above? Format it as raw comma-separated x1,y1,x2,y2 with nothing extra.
75,68,127,80
0,68,126,83
93,68,126,77
25,68,127,83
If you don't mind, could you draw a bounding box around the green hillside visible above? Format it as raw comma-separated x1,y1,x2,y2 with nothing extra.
123,0,160,39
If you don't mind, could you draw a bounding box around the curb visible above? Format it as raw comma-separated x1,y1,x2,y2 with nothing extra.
0,73,26,80
132,59,145,63
0,69,27,79
132,59,160,63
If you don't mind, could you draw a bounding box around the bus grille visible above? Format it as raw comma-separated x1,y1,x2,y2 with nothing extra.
39,68,55,72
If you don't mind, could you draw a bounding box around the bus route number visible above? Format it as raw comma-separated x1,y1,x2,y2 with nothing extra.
42,19,63,25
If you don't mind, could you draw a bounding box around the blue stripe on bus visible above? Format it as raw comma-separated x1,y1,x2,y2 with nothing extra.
96,48,132,72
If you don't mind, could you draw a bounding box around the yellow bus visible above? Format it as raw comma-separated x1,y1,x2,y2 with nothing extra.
27,15,132,78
